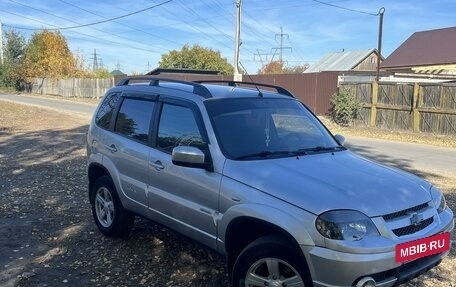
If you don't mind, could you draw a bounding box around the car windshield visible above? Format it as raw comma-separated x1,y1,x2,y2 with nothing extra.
205,97,341,160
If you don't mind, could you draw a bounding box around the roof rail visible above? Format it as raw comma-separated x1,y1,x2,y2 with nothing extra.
194,80,295,98
117,77,213,98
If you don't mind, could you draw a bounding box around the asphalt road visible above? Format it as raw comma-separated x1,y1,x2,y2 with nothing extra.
1,92,455,175
0,92,96,116
344,137,456,177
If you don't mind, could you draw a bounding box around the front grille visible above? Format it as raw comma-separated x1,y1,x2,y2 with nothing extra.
392,217,434,236
383,203,429,221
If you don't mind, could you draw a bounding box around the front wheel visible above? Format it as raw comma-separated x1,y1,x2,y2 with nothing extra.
90,176,134,238
232,235,311,287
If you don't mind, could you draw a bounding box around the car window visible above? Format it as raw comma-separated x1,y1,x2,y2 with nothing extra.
95,92,120,129
205,98,338,159
114,98,155,143
157,103,206,154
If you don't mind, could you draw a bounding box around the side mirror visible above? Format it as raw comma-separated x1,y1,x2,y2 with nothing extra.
334,134,346,146
172,146,211,170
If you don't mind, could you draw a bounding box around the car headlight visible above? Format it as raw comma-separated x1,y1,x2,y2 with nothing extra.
431,186,447,213
316,210,380,241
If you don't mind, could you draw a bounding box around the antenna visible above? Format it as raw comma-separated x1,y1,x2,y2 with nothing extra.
239,62,263,97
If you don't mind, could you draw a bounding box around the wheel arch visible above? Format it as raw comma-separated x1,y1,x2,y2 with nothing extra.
88,163,111,204
220,204,314,276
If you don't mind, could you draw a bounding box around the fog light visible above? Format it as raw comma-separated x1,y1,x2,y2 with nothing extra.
356,277,376,287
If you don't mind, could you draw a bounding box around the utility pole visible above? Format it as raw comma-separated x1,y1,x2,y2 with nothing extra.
0,20,4,65
146,61,151,73
115,61,123,71
91,49,99,71
376,8,385,82
254,49,271,67
233,0,242,81
272,27,292,63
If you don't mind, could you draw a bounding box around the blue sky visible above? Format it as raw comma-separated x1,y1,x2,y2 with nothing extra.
1,0,455,74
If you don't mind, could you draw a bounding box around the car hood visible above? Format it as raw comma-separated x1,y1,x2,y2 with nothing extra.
223,150,432,217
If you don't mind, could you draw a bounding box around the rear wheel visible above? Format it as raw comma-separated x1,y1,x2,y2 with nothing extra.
90,176,134,238
232,235,310,287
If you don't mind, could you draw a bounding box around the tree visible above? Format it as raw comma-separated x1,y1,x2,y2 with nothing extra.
23,30,78,79
159,44,234,75
330,88,362,126
283,63,309,74
258,60,309,74
0,30,26,88
258,61,284,74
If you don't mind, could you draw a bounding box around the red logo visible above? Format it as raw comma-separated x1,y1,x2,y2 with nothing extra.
396,232,450,263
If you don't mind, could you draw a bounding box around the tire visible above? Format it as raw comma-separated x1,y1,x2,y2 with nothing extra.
232,235,311,287
90,175,134,238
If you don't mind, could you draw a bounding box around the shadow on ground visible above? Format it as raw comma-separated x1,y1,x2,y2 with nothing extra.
0,125,454,287
0,125,228,287
344,142,444,180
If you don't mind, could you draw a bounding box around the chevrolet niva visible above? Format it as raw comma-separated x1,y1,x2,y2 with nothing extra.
87,77,454,287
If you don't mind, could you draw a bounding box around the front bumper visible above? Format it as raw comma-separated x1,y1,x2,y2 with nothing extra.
301,213,454,287
304,246,447,287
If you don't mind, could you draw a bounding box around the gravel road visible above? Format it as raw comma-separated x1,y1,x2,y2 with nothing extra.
0,100,454,287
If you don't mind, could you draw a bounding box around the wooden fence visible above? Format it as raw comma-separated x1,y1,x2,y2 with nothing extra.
30,77,115,99
340,82,456,135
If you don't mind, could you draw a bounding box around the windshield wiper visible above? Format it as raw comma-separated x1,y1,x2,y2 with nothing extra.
234,146,345,160
296,146,345,154
235,150,295,160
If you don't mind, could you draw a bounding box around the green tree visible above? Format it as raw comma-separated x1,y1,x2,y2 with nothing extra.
159,44,234,75
0,30,26,88
23,30,78,79
330,88,362,126
89,68,112,79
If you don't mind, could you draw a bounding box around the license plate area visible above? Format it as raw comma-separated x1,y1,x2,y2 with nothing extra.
396,232,450,263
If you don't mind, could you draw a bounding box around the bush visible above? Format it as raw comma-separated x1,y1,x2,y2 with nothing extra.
330,88,361,126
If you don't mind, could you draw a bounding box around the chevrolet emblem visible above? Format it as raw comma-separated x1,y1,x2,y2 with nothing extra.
409,212,425,226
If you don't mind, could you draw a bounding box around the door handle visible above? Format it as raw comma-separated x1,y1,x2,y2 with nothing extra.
105,144,117,153
149,160,164,171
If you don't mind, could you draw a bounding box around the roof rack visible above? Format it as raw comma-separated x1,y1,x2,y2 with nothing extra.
117,77,213,98
194,80,295,98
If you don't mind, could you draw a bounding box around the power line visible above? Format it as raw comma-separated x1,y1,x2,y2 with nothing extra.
55,0,184,47
309,0,379,16
160,5,234,52
3,1,175,54
1,10,160,54
176,0,234,42
5,0,160,51
6,0,173,30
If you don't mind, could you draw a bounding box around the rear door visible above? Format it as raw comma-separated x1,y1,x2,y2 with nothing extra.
147,98,221,249
107,94,157,209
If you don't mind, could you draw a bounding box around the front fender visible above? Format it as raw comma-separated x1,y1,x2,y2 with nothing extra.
218,203,316,248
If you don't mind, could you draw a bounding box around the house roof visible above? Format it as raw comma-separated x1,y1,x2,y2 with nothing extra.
110,69,126,76
305,49,379,72
381,26,456,69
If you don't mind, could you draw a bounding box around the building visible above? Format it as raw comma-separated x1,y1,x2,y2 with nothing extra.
381,26,456,79
305,49,382,73
110,69,126,76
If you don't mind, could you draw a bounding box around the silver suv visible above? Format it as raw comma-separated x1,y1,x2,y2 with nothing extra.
87,77,454,287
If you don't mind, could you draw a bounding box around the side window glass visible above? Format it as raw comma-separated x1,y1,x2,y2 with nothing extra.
95,92,120,129
115,98,155,143
157,104,206,154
